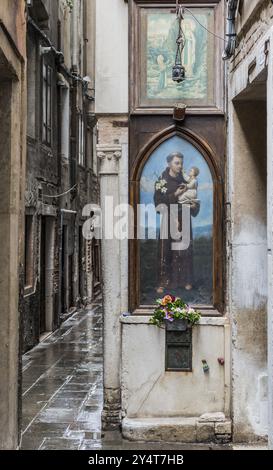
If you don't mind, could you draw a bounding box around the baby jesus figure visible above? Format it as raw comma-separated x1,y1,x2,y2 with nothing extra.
178,167,200,207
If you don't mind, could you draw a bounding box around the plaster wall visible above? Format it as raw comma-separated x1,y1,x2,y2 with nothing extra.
0,0,26,57
95,0,128,114
96,116,129,429
121,317,230,419
0,1,27,448
228,79,268,441
236,0,266,33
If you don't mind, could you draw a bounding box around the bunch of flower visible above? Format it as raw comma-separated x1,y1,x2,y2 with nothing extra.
150,294,201,327
155,178,167,194
63,0,74,12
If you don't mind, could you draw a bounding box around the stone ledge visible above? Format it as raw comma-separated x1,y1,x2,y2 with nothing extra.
122,417,232,443
120,315,229,326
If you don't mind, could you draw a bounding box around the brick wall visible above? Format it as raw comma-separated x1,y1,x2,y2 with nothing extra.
230,0,273,73
97,115,129,146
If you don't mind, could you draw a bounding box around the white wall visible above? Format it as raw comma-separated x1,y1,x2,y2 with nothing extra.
121,317,230,419
95,0,128,114
236,0,265,33
228,85,268,442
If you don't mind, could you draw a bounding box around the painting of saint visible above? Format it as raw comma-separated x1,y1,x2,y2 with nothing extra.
140,8,215,107
139,136,213,305
156,54,168,93
182,19,196,77
153,152,200,293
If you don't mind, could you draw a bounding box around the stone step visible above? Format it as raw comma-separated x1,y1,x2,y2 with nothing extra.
122,417,232,443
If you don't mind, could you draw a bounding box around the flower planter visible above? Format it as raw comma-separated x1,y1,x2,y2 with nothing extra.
165,318,189,331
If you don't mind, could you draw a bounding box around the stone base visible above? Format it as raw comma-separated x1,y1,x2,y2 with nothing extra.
122,416,232,443
102,388,121,431
102,409,121,431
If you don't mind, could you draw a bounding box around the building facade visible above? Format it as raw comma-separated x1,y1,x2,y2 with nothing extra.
226,0,273,447
1,0,273,451
22,0,100,352
0,0,27,450
98,0,231,443
98,0,273,447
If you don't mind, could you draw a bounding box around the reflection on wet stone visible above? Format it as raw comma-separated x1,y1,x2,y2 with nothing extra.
21,307,103,450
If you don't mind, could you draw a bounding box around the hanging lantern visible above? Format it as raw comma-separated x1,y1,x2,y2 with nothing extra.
172,64,185,83
172,5,186,83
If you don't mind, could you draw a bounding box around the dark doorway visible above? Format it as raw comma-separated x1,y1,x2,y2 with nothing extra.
40,216,55,338
68,254,74,309
78,226,83,299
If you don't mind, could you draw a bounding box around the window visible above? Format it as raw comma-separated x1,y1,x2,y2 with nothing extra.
61,86,70,159
25,215,34,289
42,61,53,145
78,112,85,166
27,34,36,139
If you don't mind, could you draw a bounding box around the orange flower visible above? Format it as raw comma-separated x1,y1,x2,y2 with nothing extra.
162,295,173,306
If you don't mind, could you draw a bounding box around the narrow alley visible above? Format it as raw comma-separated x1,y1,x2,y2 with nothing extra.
1,0,273,454
21,305,103,450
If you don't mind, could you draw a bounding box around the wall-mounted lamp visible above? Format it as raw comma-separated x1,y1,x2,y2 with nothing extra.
40,45,52,56
39,45,64,64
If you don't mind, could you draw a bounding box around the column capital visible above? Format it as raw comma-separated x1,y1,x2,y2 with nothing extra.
97,145,122,175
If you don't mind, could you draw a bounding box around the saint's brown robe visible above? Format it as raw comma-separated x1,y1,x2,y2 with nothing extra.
154,168,200,290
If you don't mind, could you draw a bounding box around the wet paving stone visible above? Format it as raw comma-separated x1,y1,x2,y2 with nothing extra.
21,307,103,450
39,438,82,450
80,440,102,450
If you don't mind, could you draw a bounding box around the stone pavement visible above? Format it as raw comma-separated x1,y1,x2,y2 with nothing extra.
21,305,230,451
21,305,103,450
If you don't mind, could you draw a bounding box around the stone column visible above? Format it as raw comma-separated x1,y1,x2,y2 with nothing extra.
267,31,273,451
98,145,122,430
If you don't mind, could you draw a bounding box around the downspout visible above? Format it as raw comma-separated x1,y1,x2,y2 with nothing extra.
223,0,239,60
72,0,79,72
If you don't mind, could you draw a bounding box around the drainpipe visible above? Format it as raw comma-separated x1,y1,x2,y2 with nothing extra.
223,0,239,60
72,0,79,72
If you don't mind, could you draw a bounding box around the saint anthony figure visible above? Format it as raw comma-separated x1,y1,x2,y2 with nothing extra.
154,152,200,295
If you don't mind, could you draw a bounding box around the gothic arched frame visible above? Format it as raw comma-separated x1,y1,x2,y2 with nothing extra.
129,125,224,315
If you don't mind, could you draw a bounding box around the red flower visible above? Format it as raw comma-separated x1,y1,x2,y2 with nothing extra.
165,294,176,302
161,295,172,306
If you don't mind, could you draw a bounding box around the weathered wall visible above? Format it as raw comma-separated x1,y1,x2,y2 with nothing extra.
235,0,267,36
229,100,267,441
227,2,270,441
95,0,128,114
24,0,60,352
0,0,26,57
121,317,230,419
267,29,273,451
23,0,100,352
94,0,129,430
231,0,273,75
0,0,26,449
